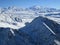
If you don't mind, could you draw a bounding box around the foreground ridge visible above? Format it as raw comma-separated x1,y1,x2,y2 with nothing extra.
0,16,60,45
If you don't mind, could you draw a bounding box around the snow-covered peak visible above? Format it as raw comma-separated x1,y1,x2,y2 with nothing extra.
31,5,42,9
29,5,59,13
0,5,59,14
0,6,60,29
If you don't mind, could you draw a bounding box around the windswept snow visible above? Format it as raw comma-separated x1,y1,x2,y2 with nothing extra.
0,6,60,29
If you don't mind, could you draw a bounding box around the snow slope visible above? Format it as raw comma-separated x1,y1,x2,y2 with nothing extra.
0,6,60,29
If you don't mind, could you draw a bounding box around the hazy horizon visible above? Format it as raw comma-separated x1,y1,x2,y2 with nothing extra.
0,0,60,9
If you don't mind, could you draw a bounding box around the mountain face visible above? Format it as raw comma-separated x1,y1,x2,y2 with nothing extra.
0,16,60,45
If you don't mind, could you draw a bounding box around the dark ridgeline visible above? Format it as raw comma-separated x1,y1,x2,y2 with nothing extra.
0,16,60,45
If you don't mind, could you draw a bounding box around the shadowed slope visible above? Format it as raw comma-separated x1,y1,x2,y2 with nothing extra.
0,16,60,45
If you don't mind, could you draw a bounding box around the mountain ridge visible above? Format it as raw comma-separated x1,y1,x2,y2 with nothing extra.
0,16,60,45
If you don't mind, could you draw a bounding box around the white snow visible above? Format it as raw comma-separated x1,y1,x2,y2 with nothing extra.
43,22,56,35
54,40,60,45
10,29,15,36
46,16,60,24
0,6,60,29
0,22,25,29
0,6,60,45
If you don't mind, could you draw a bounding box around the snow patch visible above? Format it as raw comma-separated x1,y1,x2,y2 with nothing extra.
43,22,56,35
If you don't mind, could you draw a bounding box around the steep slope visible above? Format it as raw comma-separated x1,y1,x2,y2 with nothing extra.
19,16,60,45
0,16,60,45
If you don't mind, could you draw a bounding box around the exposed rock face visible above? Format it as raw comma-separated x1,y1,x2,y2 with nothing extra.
0,16,60,45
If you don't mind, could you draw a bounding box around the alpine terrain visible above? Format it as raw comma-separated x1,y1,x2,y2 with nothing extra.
0,6,60,45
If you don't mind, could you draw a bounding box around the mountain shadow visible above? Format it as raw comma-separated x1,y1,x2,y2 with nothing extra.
0,16,60,45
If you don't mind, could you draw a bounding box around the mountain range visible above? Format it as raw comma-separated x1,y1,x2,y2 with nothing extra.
0,6,60,29
0,6,60,45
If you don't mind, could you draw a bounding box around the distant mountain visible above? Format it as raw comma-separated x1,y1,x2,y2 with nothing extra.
0,5,60,29
0,5,60,14
0,16,60,45
29,5,60,13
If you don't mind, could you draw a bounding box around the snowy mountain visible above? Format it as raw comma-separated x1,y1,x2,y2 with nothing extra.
0,5,60,14
0,5,60,29
0,16,60,45
29,5,60,13
0,6,60,45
